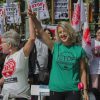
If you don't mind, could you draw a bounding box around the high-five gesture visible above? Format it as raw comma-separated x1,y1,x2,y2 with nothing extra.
28,4,43,33
28,4,54,50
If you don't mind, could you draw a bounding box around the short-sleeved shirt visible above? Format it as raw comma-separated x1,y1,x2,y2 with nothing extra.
49,42,86,92
2,48,30,97
90,39,100,74
34,38,48,74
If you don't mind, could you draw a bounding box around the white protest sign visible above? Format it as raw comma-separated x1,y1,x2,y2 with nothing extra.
6,0,12,4
0,7,4,18
4,2,21,24
31,85,49,96
0,18,4,35
29,0,49,20
54,0,69,19
0,6,4,35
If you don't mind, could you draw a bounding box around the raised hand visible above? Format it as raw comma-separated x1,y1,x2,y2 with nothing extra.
27,4,43,33
27,4,36,18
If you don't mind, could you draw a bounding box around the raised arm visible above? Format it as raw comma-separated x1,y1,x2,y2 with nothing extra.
28,9,54,50
23,6,36,57
38,28,54,50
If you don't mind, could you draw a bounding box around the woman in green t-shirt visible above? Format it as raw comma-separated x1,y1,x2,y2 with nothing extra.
28,5,89,100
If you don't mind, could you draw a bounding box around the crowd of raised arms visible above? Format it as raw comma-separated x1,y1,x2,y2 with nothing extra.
0,2,99,100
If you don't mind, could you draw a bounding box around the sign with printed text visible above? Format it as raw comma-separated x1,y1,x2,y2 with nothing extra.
29,0,49,20
6,0,12,4
0,18,4,35
4,2,21,24
54,0,69,19
0,6,4,18
0,6,4,34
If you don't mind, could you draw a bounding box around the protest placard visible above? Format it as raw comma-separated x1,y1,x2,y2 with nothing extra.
54,0,69,19
0,18,4,35
29,0,49,20
4,2,21,24
0,6,4,18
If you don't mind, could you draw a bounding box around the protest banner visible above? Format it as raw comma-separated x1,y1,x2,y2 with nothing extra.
0,18,4,35
54,0,69,19
0,6,4,35
0,6,4,18
4,2,21,24
29,0,49,20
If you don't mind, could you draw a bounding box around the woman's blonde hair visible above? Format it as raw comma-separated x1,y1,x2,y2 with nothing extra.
56,21,77,44
2,29,20,48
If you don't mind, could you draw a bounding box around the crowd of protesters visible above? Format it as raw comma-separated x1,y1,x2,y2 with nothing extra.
0,4,99,100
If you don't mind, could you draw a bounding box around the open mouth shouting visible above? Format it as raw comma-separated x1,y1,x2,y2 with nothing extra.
59,34,68,42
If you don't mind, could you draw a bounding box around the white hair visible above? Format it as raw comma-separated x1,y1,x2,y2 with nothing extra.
2,29,20,48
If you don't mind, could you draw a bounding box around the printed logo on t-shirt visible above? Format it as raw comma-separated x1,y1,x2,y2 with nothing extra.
57,51,77,70
2,59,16,77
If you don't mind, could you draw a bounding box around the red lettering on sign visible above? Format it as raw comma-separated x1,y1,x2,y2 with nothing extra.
31,2,43,8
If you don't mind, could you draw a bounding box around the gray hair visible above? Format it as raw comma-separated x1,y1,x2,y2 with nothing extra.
56,21,77,44
2,29,20,48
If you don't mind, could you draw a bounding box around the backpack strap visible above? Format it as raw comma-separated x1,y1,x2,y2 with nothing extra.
35,45,41,71
28,44,37,77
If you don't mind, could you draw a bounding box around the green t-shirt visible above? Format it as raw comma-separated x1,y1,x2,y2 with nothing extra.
49,42,86,92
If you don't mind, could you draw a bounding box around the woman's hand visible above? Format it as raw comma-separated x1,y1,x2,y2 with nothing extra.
83,90,89,100
27,4,43,33
27,4,36,18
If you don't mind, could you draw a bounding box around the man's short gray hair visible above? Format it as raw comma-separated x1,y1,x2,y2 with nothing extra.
2,29,20,48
